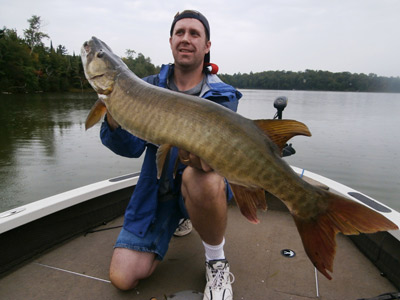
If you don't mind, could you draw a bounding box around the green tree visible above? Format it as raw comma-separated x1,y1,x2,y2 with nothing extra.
0,27,38,92
122,49,159,78
23,15,49,55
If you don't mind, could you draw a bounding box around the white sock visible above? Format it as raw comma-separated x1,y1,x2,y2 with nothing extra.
202,238,225,262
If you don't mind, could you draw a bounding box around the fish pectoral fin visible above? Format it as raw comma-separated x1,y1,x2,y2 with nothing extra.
156,144,173,180
172,154,180,179
253,119,311,154
229,183,267,224
85,99,107,130
293,190,399,280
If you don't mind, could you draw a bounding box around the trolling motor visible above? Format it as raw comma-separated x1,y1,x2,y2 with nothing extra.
273,96,288,120
273,96,296,157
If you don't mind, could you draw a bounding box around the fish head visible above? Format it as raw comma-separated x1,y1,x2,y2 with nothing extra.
81,37,123,95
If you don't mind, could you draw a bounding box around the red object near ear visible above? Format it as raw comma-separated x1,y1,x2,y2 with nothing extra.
206,63,219,74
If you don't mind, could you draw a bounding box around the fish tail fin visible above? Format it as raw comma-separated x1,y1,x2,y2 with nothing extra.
293,191,398,280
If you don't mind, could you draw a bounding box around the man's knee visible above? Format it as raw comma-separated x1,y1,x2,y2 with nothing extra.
182,167,226,204
110,269,139,291
109,248,157,291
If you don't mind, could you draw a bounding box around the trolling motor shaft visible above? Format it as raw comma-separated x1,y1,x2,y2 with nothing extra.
273,96,295,157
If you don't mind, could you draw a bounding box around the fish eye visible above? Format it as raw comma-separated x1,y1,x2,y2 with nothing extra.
97,50,104,58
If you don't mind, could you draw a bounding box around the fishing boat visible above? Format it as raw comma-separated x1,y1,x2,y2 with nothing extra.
1,99,399,300
1,169,399,299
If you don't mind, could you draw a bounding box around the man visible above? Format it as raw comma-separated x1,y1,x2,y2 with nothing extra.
100,10,242,300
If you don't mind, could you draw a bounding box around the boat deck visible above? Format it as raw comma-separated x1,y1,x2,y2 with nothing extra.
0,197,397,300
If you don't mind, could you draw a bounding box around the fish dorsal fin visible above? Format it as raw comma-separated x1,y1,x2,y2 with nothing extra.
253,119,311,152
85,99,107,130
156,144,173,179
229,183,267,224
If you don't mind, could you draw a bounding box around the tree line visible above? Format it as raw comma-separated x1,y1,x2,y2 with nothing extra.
0,16,159,94
1,15,399,94
0,16,85,93
219,70,400,93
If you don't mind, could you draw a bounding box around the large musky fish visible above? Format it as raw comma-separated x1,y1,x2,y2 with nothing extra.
81,37,398,280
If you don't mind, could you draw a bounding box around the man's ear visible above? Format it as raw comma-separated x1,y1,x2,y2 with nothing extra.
206,40,211,53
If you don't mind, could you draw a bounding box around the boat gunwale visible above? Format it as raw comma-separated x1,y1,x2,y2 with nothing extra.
0,172,140,234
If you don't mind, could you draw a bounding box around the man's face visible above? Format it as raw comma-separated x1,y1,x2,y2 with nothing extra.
170,18,211,70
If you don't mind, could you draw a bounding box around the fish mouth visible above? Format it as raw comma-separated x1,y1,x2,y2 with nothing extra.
81,40,94,60
81,39,98,60
80,41,92,72
83,41,91,54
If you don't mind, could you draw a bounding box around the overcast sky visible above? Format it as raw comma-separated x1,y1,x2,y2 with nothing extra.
1,0,399,77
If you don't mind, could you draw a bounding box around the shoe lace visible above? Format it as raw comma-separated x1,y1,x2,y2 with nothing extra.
210,268,235,290
177,219,190,231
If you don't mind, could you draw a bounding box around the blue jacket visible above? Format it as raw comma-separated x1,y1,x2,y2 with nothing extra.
100,64,242,237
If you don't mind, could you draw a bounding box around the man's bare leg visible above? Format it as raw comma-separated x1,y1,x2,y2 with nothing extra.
109,248,159,290
181,166,227,246
181,166,233,300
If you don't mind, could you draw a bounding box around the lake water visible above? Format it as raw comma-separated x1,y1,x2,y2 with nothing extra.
0,90,399,213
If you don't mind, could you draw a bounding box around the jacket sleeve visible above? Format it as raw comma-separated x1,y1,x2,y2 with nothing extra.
100,115,147,158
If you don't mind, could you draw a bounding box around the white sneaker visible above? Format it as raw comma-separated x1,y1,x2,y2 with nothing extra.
173,219,193,237
203,259,234,300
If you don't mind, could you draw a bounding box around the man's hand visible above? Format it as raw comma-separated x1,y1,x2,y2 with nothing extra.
178,149,213,172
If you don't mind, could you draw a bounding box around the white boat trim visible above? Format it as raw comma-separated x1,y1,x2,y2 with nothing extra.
1,167,399,241
0,172,140,234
